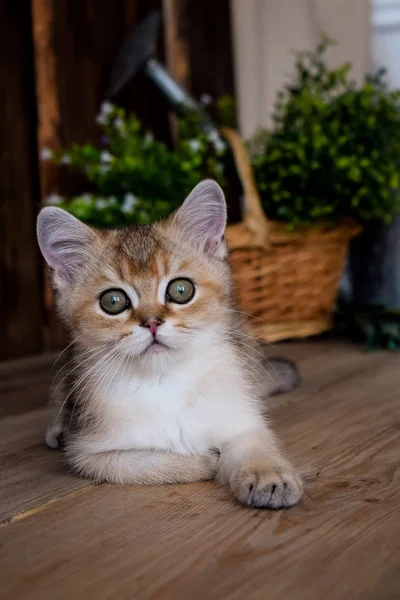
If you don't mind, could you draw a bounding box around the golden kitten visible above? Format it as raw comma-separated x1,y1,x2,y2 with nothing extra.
37,180,303,509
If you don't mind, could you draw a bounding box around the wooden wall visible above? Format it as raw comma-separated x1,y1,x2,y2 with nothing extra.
0,1,43,360
0,0,235,361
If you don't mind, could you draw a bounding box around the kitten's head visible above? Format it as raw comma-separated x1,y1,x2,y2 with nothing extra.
37,180,233,370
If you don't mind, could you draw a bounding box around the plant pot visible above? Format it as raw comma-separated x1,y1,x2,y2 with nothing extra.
342,216,400,310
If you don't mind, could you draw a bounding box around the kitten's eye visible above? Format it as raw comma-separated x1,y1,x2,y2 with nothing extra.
166,279,195,304
100,289,130,315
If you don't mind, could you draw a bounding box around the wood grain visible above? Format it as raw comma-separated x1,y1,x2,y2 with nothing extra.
31,0,67,352
0,352,55,418
0,342,399,599
0,1,44,360
0,408,93,524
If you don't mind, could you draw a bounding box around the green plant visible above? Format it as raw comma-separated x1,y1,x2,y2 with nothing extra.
251,36,400,227
41,103,226,227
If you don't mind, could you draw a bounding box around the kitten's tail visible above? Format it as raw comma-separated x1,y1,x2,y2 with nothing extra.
263,357,301,396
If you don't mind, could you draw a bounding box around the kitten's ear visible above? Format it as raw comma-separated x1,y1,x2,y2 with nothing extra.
37,207,95,287
174,180,227,258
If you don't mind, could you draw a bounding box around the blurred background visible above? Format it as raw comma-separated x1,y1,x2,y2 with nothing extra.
1,0,400,362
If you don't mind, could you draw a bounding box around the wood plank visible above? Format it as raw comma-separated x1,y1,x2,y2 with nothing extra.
31,0,67,352
0,408,94,524
0,342,399,599
0,1,44,360
0,353,55,418
163,0,191,143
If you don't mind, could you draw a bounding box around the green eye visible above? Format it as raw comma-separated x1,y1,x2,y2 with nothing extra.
100,289,130,315
166,279,195,304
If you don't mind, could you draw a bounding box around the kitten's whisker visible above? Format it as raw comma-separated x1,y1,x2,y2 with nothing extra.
52,343,110,390
52,339,77,369
79,346,129,428
70,344,122,412
56,345,120,428
226,309,294,360
51,348,111,427
216,332,278,387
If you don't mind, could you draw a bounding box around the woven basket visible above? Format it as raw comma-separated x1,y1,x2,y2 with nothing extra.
221,127,361,342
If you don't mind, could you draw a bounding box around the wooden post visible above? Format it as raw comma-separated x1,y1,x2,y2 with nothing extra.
163,0,191,88
31,0,65,351
0,1,44,359
163,0,191,144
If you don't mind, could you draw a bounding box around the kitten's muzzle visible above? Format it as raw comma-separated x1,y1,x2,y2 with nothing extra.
141,317,165,336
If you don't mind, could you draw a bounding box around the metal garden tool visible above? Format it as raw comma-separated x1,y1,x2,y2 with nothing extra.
105,10,222,140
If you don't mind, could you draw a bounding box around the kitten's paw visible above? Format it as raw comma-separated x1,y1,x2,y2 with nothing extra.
45,424,64,449
231,459,303,509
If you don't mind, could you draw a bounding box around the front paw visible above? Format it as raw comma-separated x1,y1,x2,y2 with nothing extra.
45,424,64,450
231,459,303,509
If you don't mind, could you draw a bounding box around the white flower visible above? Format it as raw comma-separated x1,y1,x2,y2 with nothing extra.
60,154,71,165
108,195,118,206
121,193,138,214
143,132,154,146
95,198,108,210
188,139,201,153
114,117,125,133
40,148,53,161
99,164,110,174
100,101,113,115
200,93,213,105
46,193,63,205
96,114,107,126
208,131,226,153
100,151,113,164
96,101,114,125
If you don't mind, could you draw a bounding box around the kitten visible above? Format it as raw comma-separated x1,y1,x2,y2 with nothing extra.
37,180,303,509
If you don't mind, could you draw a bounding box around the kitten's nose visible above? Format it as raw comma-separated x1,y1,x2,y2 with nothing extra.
141,317,164,336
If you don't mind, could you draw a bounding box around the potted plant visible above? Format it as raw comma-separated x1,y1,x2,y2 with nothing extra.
222,37,400,342
42,102,226,227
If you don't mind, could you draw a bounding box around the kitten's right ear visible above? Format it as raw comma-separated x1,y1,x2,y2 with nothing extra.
37,207,95,287
173,180,227,258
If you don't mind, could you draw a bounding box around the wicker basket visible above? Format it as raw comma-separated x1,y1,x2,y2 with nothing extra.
221,127,361,342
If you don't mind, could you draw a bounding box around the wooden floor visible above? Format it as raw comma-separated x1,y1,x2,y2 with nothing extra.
0,340,399,599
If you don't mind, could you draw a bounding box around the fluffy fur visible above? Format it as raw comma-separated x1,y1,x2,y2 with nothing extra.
37,180,303,509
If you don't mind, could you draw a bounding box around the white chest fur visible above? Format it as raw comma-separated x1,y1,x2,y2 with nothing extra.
82,349,262,456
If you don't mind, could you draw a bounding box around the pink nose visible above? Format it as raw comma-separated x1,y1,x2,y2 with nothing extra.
142,317,164,336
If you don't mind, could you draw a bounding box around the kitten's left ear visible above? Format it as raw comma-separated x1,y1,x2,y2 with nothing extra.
174,179,227,258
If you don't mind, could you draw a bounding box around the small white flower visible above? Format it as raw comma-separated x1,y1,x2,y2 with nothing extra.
40,148,53,161
99,164,110,174
96,114,107,126
46,193,63,205
143,132,154,146
188,139,201,153
96,101,114,125
100,151,113,164
100,101,113,116
208,131,226,153
60,154,71,165
95,198,108,210
121,193,138,214
114,117,125,133
200,93,213,105
108,195,118,206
